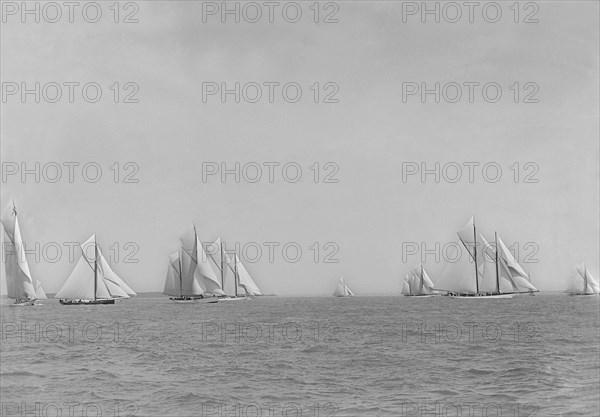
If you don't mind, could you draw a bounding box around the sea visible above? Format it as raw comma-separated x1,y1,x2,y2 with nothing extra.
1,294,599,417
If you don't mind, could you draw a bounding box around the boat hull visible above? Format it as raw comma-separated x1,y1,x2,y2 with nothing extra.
567,293,599,296
218,296,251,302
403,294,439,297
9,299,37,307
445,293,513,299
59,299,115,305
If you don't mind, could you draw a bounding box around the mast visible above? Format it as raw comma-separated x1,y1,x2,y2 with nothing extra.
583,263,588,294
93,236,98,301
221,240,225,290
234,255,238,297
472,216,479,294
178,252,183,297
494,232,500,294
419,265,424,294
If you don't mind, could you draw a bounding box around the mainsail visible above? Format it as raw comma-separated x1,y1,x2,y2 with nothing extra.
1,204,39,301
55,235,134,301
333,277,354,297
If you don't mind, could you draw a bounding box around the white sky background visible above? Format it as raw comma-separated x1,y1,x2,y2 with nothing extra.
1,1,598,295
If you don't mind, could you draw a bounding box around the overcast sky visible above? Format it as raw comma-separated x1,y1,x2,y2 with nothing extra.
1,1,598,295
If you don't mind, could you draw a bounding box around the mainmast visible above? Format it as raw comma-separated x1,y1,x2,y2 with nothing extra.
93,236,98,301
221,240,225,290
178,253,183,297
419,265,424,294
234,255,238,297
583,264,588,294
494,232,500,294
472,216,479,294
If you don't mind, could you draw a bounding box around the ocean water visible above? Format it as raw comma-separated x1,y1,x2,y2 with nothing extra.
1,294,598,417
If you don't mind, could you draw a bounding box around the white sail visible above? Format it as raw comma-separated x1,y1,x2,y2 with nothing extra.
55,253,96,300
401,280,411,295
421,268,436,291
35,281,47,300
576,264,600,294
497,236,537,292
211,238,231,295
345,285,355,296
1,207,37,300
437,243,478,294
333,277,347,296
98,248,136,297
180,244,204,296
188,233,221,294
333,277,354,297
235,255,262,296
163,251,181,296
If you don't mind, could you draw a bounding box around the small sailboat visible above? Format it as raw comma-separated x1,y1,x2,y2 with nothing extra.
1,202,46,306
164,226,225,303
332,276,355,297
565,264,600,296
55,235,136,305
441,216,538,298
401,264,439,297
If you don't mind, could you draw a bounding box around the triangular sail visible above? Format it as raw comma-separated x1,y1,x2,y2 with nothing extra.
55,253,96,300
98,249,135,297
35,281,47,300
187,234,222,295
344,285,355,296
180,243,204,296
1,207,37,300
497,236,537,292
401,280,411,295
333,277,347,296
235,255,262,296
576,264,600,294
163,251,181,296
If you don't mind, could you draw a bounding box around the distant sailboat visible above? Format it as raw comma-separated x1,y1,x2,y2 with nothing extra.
218,254,263,302
1,202,46,306
332,276,354,297
55,235,136,305
565,264,600,296
164,225,225,303
401,264,438,297
441,216,537,298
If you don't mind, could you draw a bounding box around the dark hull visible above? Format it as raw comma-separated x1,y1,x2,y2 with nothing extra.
59,299,115,305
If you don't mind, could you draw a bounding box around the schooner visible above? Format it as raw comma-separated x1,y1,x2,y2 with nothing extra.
401,264,439,297
163,227,263,303
55,234,137,305
440,216,539,298
1,202,47,306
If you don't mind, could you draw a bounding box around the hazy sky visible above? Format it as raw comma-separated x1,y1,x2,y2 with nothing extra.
1,1,598,295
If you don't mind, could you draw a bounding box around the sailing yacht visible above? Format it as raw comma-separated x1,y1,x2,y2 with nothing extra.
204,238,263,302
217,254,263,302
1,202,46,306
401,264,439,297
55,235,136,305
565,264,600,296
332,276,355,297
164,226,225,302
441,216,538,298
